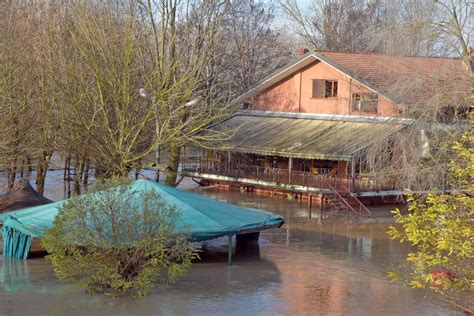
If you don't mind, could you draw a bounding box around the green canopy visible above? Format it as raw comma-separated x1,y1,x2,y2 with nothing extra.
0,180,284,259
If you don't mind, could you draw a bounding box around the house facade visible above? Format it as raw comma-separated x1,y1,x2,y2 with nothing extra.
249,55,399,116
183,50,470,212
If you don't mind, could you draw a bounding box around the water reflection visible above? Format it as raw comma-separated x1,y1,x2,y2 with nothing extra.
0,187,460,315
1,257,30,292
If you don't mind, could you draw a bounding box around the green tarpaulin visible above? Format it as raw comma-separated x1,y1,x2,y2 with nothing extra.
0,180,284,259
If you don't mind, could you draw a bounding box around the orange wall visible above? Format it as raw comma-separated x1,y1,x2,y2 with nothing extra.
252,60,399,116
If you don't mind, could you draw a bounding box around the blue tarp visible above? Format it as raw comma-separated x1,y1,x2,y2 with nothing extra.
0,180,284,259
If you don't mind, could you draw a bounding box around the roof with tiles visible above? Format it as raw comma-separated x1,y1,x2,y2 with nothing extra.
315,51,471,106
235,50,472,107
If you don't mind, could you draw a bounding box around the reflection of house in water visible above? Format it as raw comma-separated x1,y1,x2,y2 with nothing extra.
184,50,471,212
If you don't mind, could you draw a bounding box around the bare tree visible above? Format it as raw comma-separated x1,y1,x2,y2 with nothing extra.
370,0,443,56
137,0,239,186
435,0,473,72
280,0,385,52
216,0,293,97
54,1,157,179
280,0,472,57
0,1,60,193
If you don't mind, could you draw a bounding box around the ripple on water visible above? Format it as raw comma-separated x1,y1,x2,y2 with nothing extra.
0,183,462,315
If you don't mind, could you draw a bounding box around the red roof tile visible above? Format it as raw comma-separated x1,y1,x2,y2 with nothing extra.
316,51,471,106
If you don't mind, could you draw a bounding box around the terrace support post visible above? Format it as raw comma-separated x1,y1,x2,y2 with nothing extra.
351,157,356,192
228,235,233,266
288,157,293,184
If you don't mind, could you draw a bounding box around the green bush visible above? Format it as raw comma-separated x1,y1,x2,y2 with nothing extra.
42,178,199,297
388,129,473,313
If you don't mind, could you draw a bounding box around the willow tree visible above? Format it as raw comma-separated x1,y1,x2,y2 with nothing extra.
0,1,58,192
58,1,159,178
138,0,238,186
388,122,473,313
0,1,67,194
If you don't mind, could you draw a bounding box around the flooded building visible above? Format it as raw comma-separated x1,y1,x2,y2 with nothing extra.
183,50,471,212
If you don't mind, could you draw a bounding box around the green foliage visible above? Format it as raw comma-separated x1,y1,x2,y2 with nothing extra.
388,127,473,312
42,177,199,297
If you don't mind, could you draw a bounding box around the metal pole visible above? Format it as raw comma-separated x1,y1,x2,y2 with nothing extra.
228,235,233,265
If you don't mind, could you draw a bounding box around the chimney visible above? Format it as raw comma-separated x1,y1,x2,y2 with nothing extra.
297,48,309,56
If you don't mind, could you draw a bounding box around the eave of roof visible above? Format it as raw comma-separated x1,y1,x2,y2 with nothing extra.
232,52,399,105
208,111,410,161
232,53,319,104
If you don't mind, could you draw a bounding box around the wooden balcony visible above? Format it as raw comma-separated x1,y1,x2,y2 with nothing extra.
182,160,398,194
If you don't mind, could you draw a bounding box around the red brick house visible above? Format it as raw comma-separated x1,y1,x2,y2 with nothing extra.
184,50,471,212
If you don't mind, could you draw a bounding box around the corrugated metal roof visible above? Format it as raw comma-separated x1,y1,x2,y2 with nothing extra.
210,111,409,161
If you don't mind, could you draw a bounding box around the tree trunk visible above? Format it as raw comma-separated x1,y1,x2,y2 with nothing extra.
36,151,52,195
7,163,17,189
83,157,90,187
74,156,85,195
64,156,72,198
37,162,44,194
135,159,142,180
64,155,69,182
164,145,181,187
27,155,32,174
94,160,107,179
19,156,25,179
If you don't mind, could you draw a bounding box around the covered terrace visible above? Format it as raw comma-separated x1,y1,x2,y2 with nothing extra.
183,111,411,194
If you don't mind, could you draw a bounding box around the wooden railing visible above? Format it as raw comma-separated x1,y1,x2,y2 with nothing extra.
184,161,348,191
182,157,446,194
327,183,372,215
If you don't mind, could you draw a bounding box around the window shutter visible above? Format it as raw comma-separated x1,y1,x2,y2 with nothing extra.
363,93,378,112
312,79,325,98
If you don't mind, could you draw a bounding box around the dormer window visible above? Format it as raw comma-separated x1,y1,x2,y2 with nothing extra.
312,80,338,98
352,93,378,113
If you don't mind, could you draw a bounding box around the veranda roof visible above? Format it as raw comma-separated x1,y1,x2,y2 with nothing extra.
0,180,284,259
210,111,411,161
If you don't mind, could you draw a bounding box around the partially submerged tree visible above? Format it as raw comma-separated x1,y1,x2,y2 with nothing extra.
42,177,199,297
388,124,473,313
0,1,63,193
58,1,158,178
0,1,40,189
137,0,239,186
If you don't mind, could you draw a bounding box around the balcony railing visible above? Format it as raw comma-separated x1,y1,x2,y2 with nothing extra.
182,159,398,193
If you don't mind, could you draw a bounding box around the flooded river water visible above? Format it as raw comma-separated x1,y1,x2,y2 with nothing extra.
0,178,461,315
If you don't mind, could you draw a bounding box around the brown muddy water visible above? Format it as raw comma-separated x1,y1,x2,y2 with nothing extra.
0,173,461,315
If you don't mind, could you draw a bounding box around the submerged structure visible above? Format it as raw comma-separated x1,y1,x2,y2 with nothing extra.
0,180,284,260
0,179,52,213
183,50,471,212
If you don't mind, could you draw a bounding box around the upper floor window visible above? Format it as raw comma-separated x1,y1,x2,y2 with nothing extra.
352,93,378,113
312,79,338,98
